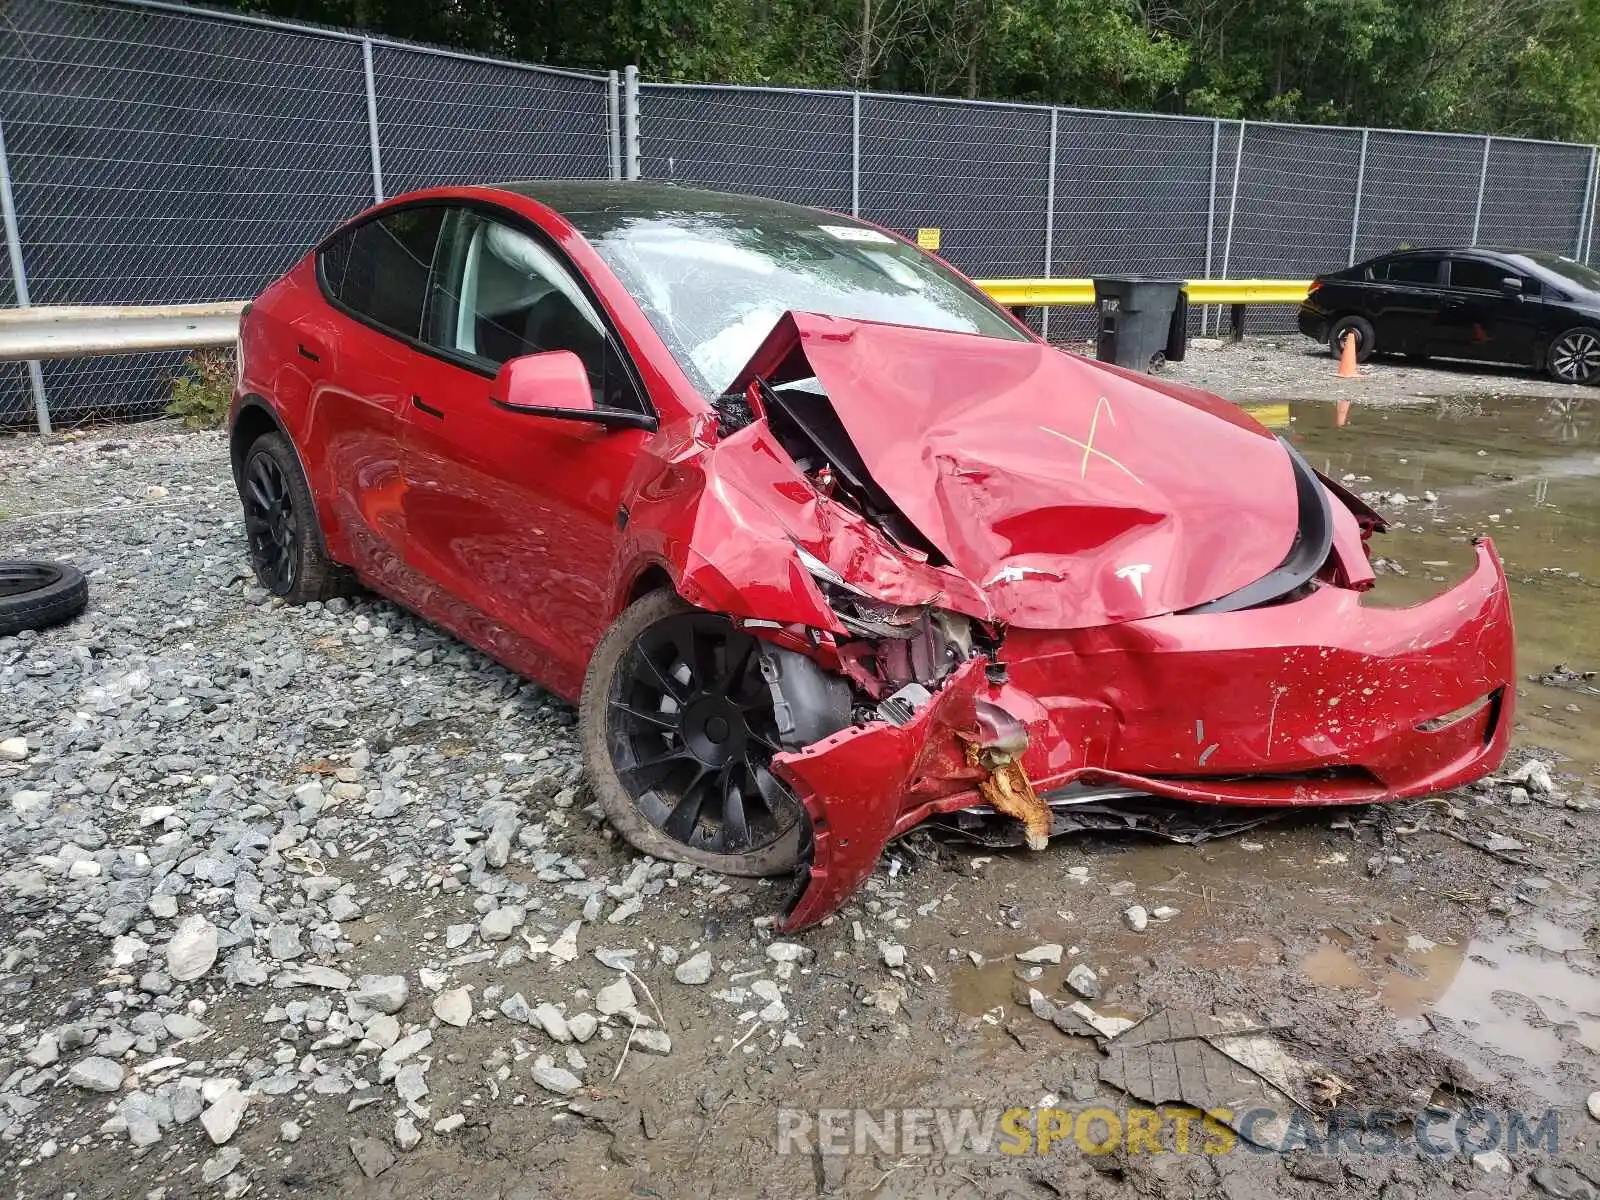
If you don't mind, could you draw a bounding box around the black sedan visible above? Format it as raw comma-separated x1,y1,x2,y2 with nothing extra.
1299,248,1600,383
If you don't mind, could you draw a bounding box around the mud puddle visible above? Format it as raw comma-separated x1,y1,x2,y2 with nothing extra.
1275,393,1600,773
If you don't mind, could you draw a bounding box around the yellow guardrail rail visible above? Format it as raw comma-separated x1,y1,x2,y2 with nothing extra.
974,278,1311,307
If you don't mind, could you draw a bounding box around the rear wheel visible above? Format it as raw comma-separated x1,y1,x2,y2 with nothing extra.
1546,327,1600,384
580,591,806,876
238,432,353,603
1329,315,1376,363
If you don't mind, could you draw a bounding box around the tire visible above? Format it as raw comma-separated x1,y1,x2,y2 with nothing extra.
1546,327,1600,384
579,590,805,877
1329,315,1376,363
237,431,354,603
0,561,88,637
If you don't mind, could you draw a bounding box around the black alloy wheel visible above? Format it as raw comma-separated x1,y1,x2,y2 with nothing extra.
242,448,299,594
606,610,799,859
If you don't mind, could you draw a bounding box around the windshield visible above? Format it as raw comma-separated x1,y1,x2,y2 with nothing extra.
567,208,1028,397
1525,252,1600,293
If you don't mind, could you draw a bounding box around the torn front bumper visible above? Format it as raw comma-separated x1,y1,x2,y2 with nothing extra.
769,540,1515,931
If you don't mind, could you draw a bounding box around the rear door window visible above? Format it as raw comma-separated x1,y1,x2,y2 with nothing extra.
1381,257,1443,285
319,206,445,338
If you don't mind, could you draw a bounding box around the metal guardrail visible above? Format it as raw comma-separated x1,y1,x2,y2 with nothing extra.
972,278,1312,306
0,302,245,359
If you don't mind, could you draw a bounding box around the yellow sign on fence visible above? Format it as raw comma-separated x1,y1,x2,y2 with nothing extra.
916,228,941,251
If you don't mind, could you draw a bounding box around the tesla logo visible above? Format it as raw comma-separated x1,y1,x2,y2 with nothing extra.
1115,563,1152,596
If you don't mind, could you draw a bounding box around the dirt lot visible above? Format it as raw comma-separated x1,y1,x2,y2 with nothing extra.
0,341,1597,1199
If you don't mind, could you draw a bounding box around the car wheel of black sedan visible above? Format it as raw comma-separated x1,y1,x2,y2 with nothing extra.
1328,315,1376,363
580,590,806,876
1546,327,1600,384
238,432,355,604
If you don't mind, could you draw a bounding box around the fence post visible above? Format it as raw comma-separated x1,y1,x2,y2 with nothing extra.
851,93,862,218
1041,107,1057,341
1348,128,1368,266
0,113,49,436
1204,118,1220,335
1580,147,1593,262
1220,119,1245,281
623,66,641,180
360,38,385,202
1471,136,1491,246
1577,146,1596,259
607,71,622,182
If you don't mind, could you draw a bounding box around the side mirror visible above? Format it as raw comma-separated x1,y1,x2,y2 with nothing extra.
491,350,595,415
1500,276,1524,294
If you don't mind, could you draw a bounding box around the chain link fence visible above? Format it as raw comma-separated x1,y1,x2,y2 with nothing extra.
5,0,1600,428
0,0,615,426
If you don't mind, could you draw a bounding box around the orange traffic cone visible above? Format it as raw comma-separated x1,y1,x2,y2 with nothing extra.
1337,331,1359,379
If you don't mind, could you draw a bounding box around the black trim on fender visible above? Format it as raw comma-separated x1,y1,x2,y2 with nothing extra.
1181,437,1335,615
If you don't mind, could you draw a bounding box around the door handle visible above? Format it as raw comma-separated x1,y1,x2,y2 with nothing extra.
297,343,321,363
411,395,444,419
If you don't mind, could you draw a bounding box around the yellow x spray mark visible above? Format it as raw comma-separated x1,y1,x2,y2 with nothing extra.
1040,396,1143,486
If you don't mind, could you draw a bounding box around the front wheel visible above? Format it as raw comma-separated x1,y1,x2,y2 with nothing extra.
1546,327,1600,384
579,591,806,876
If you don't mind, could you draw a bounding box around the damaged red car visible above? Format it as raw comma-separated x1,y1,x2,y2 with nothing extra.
230,182,1516,930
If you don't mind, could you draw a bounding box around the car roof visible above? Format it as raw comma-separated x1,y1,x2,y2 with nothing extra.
488,180,847,226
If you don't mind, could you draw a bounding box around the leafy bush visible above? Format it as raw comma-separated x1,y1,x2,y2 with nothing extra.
166,349,235,429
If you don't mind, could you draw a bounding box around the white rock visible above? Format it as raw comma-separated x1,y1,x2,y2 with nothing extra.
10,789,50,817
1151,906,1180,921
350,974,409,1015
433,1113,466,1134
674,950,713,985
66,1056,124,1092
201,1148,241,1183
432,987,472,1027
567,1012,598,1043
879,941,906,969
394,1117,421,1151
595,976,636,1016
479,907,522,942
1016,944,1063,964
1472,1149,1510,1174
0,737,29,761
139,805,175,827
531,1061,583,1096
281,1120,303,1143
1066,964,1099,999
1588,1091,1600,1121
765,942,808,964
531,1002,571,1042
1124,906,1149,932
167,915,219,982
381,1030,433,1064
630,1028,672,1055
201,1089,248,1144
1509,759,1556,795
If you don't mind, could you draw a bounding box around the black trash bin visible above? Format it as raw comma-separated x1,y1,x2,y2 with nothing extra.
1092,277,1186,372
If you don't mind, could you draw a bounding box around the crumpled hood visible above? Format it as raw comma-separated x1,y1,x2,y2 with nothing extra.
731,312,1300,628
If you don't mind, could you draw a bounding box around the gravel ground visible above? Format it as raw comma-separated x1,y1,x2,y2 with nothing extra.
1,380,1597,1199
1164,335,1588,405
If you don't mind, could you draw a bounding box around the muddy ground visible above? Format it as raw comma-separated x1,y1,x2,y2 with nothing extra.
0,341,1597,1200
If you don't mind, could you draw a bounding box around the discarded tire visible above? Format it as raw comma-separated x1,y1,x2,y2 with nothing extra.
0,560,89,636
